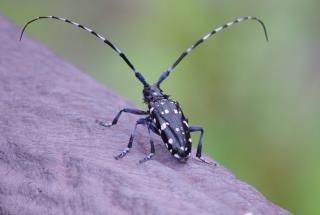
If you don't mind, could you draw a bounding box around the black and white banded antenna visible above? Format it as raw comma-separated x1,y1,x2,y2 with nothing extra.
20,16,149,87
156,16,268,86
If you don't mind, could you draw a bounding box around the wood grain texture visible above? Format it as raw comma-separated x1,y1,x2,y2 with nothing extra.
0,15,291,215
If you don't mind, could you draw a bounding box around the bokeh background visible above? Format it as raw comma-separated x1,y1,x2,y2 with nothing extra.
1,0,319,214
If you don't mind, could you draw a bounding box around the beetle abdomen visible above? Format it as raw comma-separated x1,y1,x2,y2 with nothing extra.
150,99,191,161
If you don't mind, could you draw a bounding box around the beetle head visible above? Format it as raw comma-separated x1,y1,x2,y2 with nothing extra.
143,84,168,103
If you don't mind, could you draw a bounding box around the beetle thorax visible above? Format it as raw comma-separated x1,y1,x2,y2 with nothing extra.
143,85,168,103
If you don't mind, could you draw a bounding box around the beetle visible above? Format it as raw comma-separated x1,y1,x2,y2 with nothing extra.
20,15,268,163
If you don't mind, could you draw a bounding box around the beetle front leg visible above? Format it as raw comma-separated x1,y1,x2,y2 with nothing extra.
115,118,146,160
189,126,215,165
96,108,148,127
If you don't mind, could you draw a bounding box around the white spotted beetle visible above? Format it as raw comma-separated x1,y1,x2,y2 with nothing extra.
20,16,268,164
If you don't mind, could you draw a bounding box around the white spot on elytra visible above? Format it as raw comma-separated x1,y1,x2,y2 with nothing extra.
161,111,164,115
183,121,189,127
165,144,169,148
161,123,167,130
164,109,169,114
175,128,180,132
166,122,170,125
180,146,184,150
161,102,164,105
150,107,154,113
174,109,178,114
185,147,188,151
168,138,173,144
169,149,172,153
188,138,192,143
153,118,156,123
158,129,161,133
174,154,180,159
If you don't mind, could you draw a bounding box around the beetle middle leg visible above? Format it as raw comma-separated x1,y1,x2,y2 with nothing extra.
139,122,156,163
96,108,147,127
114,118,146,160
189,126,215,165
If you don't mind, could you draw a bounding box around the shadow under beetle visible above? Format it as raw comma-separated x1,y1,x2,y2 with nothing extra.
20,15,268,164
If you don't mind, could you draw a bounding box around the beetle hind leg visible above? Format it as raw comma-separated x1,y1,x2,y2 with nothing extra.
197,156,214,165
189,125,216,165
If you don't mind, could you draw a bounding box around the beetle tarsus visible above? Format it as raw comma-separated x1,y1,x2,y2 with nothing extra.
96,120,113,127
139,153,154,164
197,156,216,166
114,148,130,160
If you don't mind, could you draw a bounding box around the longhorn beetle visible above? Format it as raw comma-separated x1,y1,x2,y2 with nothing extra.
20,16,268,164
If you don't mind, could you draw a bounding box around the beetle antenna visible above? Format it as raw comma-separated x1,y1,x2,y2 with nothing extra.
20,16,149,87
156,16,268,86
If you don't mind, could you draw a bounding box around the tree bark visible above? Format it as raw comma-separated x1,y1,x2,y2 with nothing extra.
0,15,291,215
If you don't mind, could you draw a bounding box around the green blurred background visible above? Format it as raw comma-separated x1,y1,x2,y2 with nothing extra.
1,0,319,214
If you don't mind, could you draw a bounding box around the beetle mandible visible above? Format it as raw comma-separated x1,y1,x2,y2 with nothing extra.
21,16,268,163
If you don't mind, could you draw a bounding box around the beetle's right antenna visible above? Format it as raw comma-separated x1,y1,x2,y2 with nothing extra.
156,16,268,86
20,16,149,87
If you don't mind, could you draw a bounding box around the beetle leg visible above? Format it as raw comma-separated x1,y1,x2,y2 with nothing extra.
115,118,146,160
96,108,147,127
189,126,215,165
139,123,155,163
146,119,160,136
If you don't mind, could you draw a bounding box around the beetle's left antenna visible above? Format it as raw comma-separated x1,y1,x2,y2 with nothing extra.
156,16,268,86
20,16,149,87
